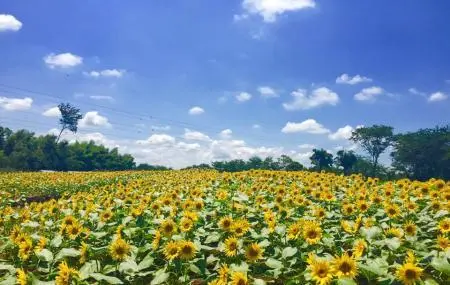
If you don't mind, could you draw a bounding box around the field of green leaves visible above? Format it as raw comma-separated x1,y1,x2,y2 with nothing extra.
0,170,449,284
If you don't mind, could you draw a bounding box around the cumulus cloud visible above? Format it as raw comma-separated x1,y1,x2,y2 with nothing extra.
336,73,372,85
428,92,448,102
188,106,204,115
258,86,278,98
241,0,316,22
79,111,111,128
0,14,22,32
0,96,33,111
283,87,339,110
44,53,83,69
408,88,426,97
89,95,115,102
136,134,176,146
84,69,126,78
219,129,233,139
233,14,249,22
252,124,261,129
281,119,330,134
298,144,315,149
42,106,61,117
354,86,384,102
236,92,252,102
184,129,211,142
328,125,354,140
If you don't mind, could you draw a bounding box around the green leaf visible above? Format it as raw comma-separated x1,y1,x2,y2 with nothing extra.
424,279,440,285
337,278,357,285
91,232,108,239
384,238,401,251
189,264,201,274
55,248,80,261
359,258,389,276
360,226,381,241
204,232,221,244
253,279,266,285
0,276,16,285
0,264,15,274
282,247,298,259
230,262,249,273
431,256,450,275
138,253,154,271
89,273,123,284
79,261,101,280
258,239,270,248
35,249,54,263
119,260,138,275
50,235,62,248
265,258,283,269
151,269,170,285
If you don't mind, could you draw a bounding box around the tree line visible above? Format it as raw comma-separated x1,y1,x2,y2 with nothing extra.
0,102,448,180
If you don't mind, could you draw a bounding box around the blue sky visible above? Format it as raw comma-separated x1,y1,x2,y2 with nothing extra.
0,0,449,167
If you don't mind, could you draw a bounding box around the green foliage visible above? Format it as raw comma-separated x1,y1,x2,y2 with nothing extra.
391,125,450,180
57,102,83,142
310,148,333,171
335,150,357,175
0,125,136,171
350,125,394,175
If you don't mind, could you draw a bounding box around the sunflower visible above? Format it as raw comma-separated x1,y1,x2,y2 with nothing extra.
178,240,197,260
230,271,247,285
314,207,326,219
152,230,161,250
352,239,367,259
218,264,229,282
35,236,47,252
224,236,239,257
180,217,193,232
309,259,334,285
18,238,33,261
403,221,417,236
287,222,302,240
66,222,83,240
218,216,233,232
385,227,404,239
437,235,449,250
385,203,401,219
396,263,423,285
160,219,177,236
109,238,130,261
79,242,88,264
332,253,358,279
245,243,263,262
303,221,322,245
55,261,78,285
100,209,113,222
438,218,450,233
61,215,77,229
357,201,370,212
342,204,355,216
163,241,179,261
16,269,27,285
231,219,250,237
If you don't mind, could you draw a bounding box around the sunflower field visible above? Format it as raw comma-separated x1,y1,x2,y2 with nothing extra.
0,170,449,285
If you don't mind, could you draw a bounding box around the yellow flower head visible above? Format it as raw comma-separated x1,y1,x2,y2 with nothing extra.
160,219,177,237
396,262,423,285
16,269,27,285
309,258,334,285
303,221,323,245
245,243,263,262
224,236,239,257
178,240,197,260
332,253,358,279
163,241,179,261
109,237,130,261
230,271,248,285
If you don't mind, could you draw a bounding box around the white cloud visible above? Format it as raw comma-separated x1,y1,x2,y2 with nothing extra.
298,144,315,149
84,69,126,78
89,95,115,102
252,124,261,129
408,88,426,97
281,119,330,134
79,111,111,128
137,134,175,146
242,0,316,22
336,73,372,85
151,125,171,131
428,92,448,102
328,125,354,141
0,96,33,111
0,14,22,32
219,129,233,139
258,86,278,98
354,86,384,102
184,129,211,142
283,87,339,110
236,92,252,102
177,142,201,151
233,14,249,22
42,106,61,117
296,151,313,166
188,106,204,115
44,53,83,69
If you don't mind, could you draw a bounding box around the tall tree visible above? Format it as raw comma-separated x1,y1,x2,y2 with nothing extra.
310,148,333,171
391,125,450,180
335,150,357,175
57,103,83,143
350,125,394,175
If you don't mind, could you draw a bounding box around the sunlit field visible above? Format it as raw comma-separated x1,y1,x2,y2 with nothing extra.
0,171,449,285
